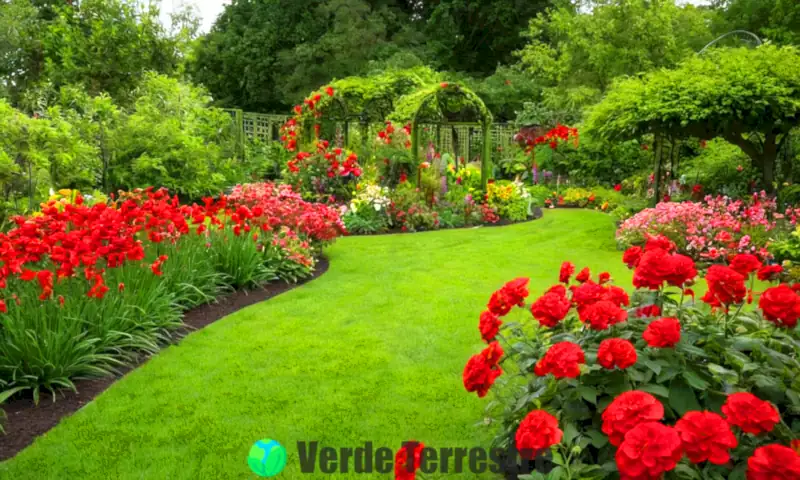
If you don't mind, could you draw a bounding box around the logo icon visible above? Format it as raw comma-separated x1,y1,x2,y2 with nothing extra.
248,438,287,477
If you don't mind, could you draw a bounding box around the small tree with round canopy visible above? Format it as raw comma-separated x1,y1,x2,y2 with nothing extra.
585,45,800,194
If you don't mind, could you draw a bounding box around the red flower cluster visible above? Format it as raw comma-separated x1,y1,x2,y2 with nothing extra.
747,444,800,480
462,342,503,397
487,278,529,316
642,317,681,348
530,285,571,327
602,391,664,446
559,261,575,283
515,410,563,459
534,341,585,378
759,284,800,328
701,264,747,309
287,142,362,179
524,124,579,151
478,310,502,342
675,411,737,464
722,392,780,435
597,338,637,370
616,422,683,479
394,441,425,480
626,236,697,290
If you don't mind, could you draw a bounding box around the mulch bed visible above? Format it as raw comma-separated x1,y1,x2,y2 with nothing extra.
0,257,329,461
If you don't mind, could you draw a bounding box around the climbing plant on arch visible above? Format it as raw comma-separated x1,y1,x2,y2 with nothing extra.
388,82,494,188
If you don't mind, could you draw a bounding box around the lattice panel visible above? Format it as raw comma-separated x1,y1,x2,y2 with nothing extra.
242,113,290,143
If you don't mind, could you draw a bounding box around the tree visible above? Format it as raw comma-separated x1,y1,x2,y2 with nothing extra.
585,45,800,193
516,0,714,113
0,0,44,103
40,0,178,104
712,0,800,46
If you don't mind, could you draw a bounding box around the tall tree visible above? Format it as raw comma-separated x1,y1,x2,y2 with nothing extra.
585,45,800,193
712,0,800,45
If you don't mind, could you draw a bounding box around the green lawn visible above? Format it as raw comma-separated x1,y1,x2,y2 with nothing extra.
0,210,632,479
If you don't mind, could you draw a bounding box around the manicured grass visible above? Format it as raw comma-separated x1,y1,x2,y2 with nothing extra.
0,210,632,479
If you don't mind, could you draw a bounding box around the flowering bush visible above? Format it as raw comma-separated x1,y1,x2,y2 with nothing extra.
283,140,362,203
486,181,532,222
0,183,344,403
341,183,392,234
617,192,781,260
463,237,800,479
375,121,414,186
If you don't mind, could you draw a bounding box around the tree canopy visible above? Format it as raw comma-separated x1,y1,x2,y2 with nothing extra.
585,45,800,191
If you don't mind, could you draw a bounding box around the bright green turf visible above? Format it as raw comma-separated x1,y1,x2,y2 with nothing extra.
0,210,632,479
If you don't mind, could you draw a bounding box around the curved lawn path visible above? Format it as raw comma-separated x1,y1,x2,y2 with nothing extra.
0,210,631,479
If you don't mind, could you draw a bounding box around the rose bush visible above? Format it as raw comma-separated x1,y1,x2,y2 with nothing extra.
463,236,800,479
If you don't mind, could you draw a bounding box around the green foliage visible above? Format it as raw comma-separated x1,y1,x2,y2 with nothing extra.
486,181,531,222
681,138,753,197
39,0,177,104
714,0,800,46
585,45,800,191
244,140,289,181
111,74,241,198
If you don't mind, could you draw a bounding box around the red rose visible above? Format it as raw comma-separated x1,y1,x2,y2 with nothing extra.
559,262,575,283
487,289,513,316
722,392,780,435
479,310,502,342
603,285,630,307
531,291,571,328
616,422,683,479
623,246,643,268
598,272,611,284
645,234,676,252
730,253,763,276
571,281,607,309
665,254,697,287
747,444,800,480
462,343,504,397
575,267,591,283
635,304,661,318
602,391,665,446
701,265,747,308
515,410,563,459
534,342,585,379
675,411,737,465
395,441,425,480
597,338,637,370
579,300,627,330
757,264,783,282
643,317,681,348
487,278,530,316
633,248,673,290
546,284,567,296
759,284,800,328
614,184,622,192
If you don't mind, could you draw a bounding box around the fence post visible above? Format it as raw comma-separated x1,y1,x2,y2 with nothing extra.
482,119,492,189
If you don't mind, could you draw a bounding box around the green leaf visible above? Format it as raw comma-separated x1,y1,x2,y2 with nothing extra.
547,466,566,480
586,429,609,448
642,359,662,375
563,422,579,445
681,369,710,390
639,384,670,398
578,386,597,405
669,377,701,415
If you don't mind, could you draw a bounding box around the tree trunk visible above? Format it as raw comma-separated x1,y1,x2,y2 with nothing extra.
652,134,663,207
762,152,776,193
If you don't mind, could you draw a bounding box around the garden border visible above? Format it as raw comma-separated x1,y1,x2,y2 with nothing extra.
0,257,329,462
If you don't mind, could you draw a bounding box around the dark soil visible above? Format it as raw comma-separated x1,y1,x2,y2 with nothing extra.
0,257,329,461
364,207,544,236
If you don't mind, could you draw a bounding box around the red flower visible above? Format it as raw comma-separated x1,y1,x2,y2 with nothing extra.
692,184,703,194
575,267,591,283
643,317,681,348
664,254,697,287
633,248,673,290
675,411,737,465
730,254,763,276
482,341,503,367
641,144,649,150
603,285,629,307
614,184,622,192
325,86,335,97
118,282,125,292
757,264,783,282
530,289,571,328
597,338,637,370
602,391,665,446
598,272,611,284
701,265,747,308
747,444,800,480
635,304,661,318
394,441,425,480
722,392,780,435
463,352,502,398
559,261,575,283
515,410,563,459
479,310,502,342
294,105,302,115
645,235,676,252
487,278,529,316
440,82,449,88
759,284,800,328
0,299,6,313
623,246,643,269
150,255,168,276
534,342,585,379
571,281,606,309
616,422,683,479
579,300,627,330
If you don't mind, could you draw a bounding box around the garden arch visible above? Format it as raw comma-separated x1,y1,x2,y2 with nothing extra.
389,82,494,188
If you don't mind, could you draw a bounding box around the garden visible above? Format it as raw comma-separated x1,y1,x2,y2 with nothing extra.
2,0,800,479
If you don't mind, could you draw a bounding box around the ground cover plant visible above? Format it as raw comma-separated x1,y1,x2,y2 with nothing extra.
464,234,800,479
0,183,345,413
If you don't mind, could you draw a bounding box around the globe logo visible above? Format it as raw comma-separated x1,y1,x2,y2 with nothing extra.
247,439,287,477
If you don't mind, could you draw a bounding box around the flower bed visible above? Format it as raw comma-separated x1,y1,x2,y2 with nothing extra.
0,183,344,420
463,235,800,479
